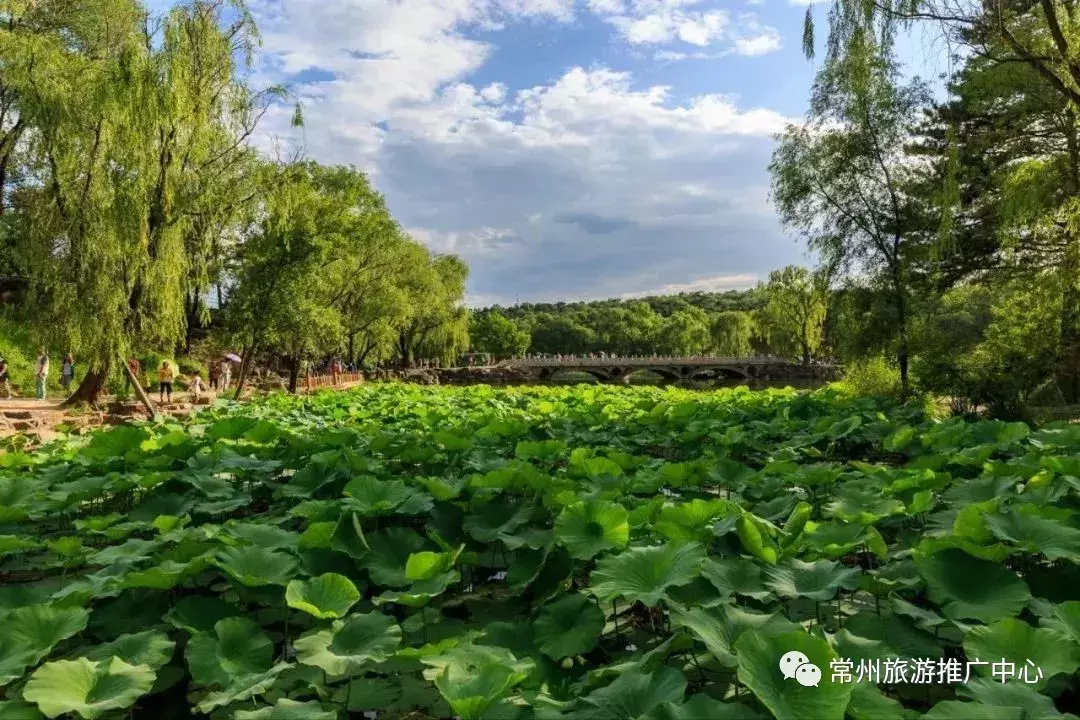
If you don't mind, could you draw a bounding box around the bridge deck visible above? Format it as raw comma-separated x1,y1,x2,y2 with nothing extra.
500,356,810,368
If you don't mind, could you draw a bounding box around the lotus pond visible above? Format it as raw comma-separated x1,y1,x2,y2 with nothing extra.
0,383,1079,719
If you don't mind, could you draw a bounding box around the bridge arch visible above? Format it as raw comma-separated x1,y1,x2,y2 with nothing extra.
684,366,749,382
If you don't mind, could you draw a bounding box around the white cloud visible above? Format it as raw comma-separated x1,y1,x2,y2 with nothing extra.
619,273,759,297
249,0,802,304
585,0,781,56
409,226,522,255
734,29,782,55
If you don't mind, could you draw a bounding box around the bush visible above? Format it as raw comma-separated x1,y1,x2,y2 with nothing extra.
836,355,902,399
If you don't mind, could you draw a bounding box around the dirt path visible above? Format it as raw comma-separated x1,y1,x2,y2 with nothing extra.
0,376,366,442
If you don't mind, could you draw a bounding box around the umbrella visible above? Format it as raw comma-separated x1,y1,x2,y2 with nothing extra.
224,353,242,363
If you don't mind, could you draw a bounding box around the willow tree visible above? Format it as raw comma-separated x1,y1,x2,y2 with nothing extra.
756,266,828,365
396,254,470,367
771,36,928,394
710,311,757,357
805,0,1080,111
6,0,273,404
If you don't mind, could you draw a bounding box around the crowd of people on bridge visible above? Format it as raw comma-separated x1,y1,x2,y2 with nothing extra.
507,352,792,363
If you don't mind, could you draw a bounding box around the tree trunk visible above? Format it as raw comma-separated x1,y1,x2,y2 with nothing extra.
347,333,356,366
893,265,910,399
288,355,300,394
232,343,256,401
358,340,375,368
1060,113,1080,402
63,364,111,408
122,361,156,419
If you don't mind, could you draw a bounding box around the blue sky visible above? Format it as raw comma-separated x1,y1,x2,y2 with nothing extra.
164,0,940,305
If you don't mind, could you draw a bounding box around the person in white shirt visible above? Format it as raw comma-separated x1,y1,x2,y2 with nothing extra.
35,348,49,400
189,373,205,402
219,359,231,391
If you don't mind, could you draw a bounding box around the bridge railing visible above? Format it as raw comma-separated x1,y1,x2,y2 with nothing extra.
499,356,793,367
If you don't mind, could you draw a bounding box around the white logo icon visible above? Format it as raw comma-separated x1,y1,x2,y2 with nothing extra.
779,650,822,687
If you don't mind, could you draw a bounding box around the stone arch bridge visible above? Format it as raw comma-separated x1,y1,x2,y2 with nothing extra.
495,356,840,385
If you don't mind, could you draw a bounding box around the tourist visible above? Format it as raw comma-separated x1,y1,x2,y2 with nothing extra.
158,361,175,403
60,354,75,393
331,358,341,385
189,373,205,402
219,358,231,391
0,358,11,399
209,362,219,390
126,356,141,391
35,348,49,400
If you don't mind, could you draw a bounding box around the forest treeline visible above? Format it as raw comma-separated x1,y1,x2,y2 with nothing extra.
0,0,470,401
468,268,830,364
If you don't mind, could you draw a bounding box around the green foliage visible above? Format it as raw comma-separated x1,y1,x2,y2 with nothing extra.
759,266,828,363
913,283,1061,417
838,355,902,399
469,310,530,358
3,382,1080,719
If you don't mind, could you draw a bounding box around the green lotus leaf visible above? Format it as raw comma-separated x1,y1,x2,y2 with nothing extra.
825,481,905,524
0,535,38,557
297,522,336,551
329,511,369,559
186,617,274,687
215,545,298,587
285,573,360,619
700,557,772,600
835,613,940,662
234,699,338,720
958,678,1079,720
533,594,605,659
228,523,301,551
335,677,403,711
844,683,914,720
164,596,240,634
983,507,1080,562
82,631,175,670
1042,601,1080,644
736,513,779,565
889,596,947,633
405,547,462,582
963,618,1080,689
0,605,90,685
194,664,292,714
344,476,432,516
434,662,527,720
922,702,1023,720
916,548,1031,623
589,543,705,607
122,558,209,590
90,538,160,565
647,695,766,720
581,664,687,720
23,658,155,720
373,571,459,608
671,605,799,667
464,497,535,543
361,527,428,587
554,500,630,559
653,499,736,545
735,631,853,720
294,611,402,675
763,558,860,601
0,701,44,720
